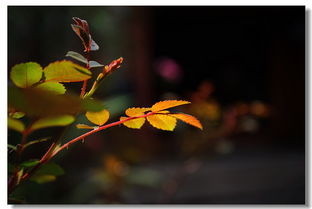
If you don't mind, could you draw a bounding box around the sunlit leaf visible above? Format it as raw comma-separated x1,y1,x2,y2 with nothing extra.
146,114,177,131
20,159,40,168
65,51,88,64
85,109,109,126
125,107,150,117
10,62,42,88
120,116,145,129
30,115,75,132
44,60,91,82
8,117,25,133
151,100,190,112
34,82,66,95
76,123,98,129
8,87,105,117
89,61,104,68
170,113,203,130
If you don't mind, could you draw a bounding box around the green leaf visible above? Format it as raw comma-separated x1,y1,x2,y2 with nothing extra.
89,61,104,68
30,115,75,132
9,87,105,117
9,111,25,119
30,175,56,184
34,82,66,95
8,117,25,133
65,51,88,64
10,62,42,88
44,60,91,82
20,159,40,168
32,162,64,176
30,162,64,183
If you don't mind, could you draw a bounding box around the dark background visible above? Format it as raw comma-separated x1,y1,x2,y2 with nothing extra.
8,6,305,204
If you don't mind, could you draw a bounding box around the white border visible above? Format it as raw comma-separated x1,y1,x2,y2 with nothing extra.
1,1,311,209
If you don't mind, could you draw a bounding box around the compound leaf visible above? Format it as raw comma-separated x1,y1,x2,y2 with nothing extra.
146,114,177,131
125,107,150,117
85,109,109,126
44,60,91,82
151,100,190,112
170,113,203,130
120,116,145,129
10,62,42,88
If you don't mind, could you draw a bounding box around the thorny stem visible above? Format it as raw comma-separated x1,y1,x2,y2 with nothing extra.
15,111,156,191
50,111,156,158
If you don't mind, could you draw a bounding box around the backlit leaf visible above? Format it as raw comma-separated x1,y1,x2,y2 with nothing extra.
76,124,97,129
125,107,150,116
10,62,42,88
65,51,87,64
170,113,203,130
8,117,25,133
86,109,109,126
44,60,91,82
30,115,75,132
151,100,190,112
34,82,66,95
147,114,177,131
120,116,145,129
9,87,105,117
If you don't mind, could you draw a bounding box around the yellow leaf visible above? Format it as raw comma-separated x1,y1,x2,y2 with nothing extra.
147,114,177,131
85,109,109,126
76,124,97,129
170,113,203,130
120,116,145,129
125,107,150,116
44,60,91,82
151,100,190,112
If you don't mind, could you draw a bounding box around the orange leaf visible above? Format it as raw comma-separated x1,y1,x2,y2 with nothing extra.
151,100,190,112
170,113,203,130
120,116,145,129
125,107,151,117
146,114,177,131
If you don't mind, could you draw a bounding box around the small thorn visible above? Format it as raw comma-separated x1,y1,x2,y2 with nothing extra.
82,138,85,143
66,146,69,150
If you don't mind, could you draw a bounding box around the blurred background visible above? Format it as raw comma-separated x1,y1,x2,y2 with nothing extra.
8,6,305,204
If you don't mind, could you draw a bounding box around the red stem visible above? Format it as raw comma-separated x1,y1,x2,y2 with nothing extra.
50,111,155,158
80,50,90,98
